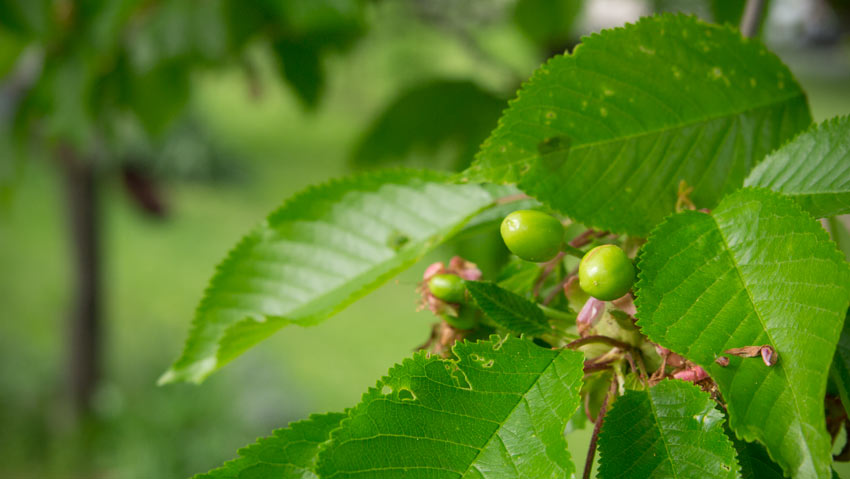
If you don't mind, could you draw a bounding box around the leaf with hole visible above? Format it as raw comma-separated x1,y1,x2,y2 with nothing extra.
464,14,811,235
315,335,585,478
635,188,850,478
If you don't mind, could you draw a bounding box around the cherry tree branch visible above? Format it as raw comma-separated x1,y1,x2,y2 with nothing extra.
740,0,767,38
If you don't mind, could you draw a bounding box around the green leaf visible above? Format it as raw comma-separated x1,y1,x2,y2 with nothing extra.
125,60,191,136
464,280,549,336
513,0,583,48
315,335,585,479
0,0,49,36
268,0,366,108
464,14,811,236
351,80,505,171
597,379,739,479
635,188,850,478
732,436,785,479
160,170,496,384
196,412,345,479
830,310,850,417
745,115,850,218
273,39,324,109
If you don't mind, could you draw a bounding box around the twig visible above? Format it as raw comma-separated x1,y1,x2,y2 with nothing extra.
584,380,617,479
583,359,615,374
739,0,766,38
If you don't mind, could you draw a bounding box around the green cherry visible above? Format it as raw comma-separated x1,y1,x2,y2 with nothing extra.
428,274,466,303
500,210,564,262
578,244,635,301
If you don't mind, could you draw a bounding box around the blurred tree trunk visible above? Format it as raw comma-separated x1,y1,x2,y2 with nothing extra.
58,144,101,418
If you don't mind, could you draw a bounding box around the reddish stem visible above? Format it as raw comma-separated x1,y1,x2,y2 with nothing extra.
584,380,616,479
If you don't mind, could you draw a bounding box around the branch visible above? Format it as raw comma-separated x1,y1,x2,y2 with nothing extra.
739,0,767,38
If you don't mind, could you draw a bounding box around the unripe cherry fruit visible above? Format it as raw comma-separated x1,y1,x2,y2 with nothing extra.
500,210,564,263
427,274,466,303
578,244,635,301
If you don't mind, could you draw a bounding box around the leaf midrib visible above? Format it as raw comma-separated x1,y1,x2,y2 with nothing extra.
475,91,804,176
646,390,681,479
459,350,566,478
710,208,812,472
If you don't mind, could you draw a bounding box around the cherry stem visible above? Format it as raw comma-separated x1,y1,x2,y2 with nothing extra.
567,335,633,352
561,243,585,259
583,360,614,374
533,229,609,299
569,229,609,248
532,251,565,297
543,273,576,306
583,380,617,479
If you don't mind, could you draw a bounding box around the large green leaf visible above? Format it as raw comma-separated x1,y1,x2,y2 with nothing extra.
464,280,550,336
351,80,505,171
160,170,497,384
464,14,811,235
745,115,850,218
733,433,841,478
635,188,850,478
597,379,739,479
196,412,345,479
830,311,850,417
315,336,585,478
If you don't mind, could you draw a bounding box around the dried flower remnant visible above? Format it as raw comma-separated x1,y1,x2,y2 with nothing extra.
417,256,481,316
673,365,709,383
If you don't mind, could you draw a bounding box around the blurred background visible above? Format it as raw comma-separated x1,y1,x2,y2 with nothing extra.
1,0,849,477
